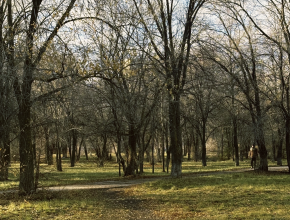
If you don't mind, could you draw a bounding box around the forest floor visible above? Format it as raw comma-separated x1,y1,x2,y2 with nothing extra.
47,166,290,220
1,166,289,219
43,165,289,191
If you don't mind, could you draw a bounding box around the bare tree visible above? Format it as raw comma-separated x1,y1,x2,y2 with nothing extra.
234,0,290,172
201,3,269,170
131,0,206,177
6,0,77,195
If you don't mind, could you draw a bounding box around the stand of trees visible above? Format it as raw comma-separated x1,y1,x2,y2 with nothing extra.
1,0,290,195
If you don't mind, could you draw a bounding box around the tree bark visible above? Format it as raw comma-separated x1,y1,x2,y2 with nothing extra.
233,116,239,166
286,117,290,172
162,133,165,172
124,125,137,176
201,122,207,167
71,129,77,167
56,142,62,171
18,104,35,195
277,128,283,166
256,117,268,171
194,129,199,162
169,95,182,177
44,127,53,165
84,141,88,160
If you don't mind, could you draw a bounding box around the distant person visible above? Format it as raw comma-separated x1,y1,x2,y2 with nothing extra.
249,146,258,169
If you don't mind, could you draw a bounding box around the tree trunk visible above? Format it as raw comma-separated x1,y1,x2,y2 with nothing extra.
44,127,53,165
0,145,8,181
165,123,170,173
233,116,239,166
101,134,108,164
18,104,35,195
286,117,290,172
77,136,84,162
56,142,62,171
221,128,224,160
71,130,77,167
124,125,137,176
201,121,207,167
187,137,191,161
194,131,199,162
152,136,154,173
68,134,72,160
169,96,182,177
62,143,68,158
145,148,151,162
256,117,268,171
116,134,124,176
277,128,283,166
139,146,144,174
162,133,165,172
0,131,10,181
272,139,276,162
84,141,89,160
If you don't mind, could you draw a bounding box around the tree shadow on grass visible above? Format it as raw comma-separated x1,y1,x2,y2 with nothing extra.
0,187,163,220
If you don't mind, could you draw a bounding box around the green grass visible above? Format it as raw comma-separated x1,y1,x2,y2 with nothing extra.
0,157,289,219
128,171,290,219
0,156,285,191
1,170,290,219
0,189,131,219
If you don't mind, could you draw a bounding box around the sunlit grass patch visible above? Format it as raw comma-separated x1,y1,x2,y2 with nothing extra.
127,172,290,219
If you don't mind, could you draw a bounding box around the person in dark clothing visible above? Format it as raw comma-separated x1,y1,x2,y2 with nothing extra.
249,146,258,169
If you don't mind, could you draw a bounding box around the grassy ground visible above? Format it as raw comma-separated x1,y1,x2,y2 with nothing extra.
0,188,157,219
0,156,256,191
127,171,290,219
0,157,288,219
